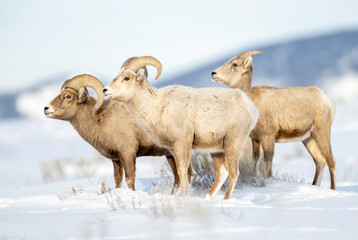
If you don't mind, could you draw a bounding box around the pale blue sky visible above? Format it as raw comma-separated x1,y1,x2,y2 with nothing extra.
0,0,358,92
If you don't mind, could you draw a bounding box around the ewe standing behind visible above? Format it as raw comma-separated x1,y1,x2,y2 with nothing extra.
104,56,259,199
211,51,336,190
44,74,194,191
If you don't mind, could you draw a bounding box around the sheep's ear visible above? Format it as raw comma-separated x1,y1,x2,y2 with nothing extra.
136,68,146,82
244,56,253,69
78,87,88,103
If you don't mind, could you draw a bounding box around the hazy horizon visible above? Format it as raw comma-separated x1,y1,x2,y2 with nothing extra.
1,0,358,93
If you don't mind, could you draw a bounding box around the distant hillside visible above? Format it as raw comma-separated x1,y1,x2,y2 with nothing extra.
0,75,66,119
157,30,358,89
0,94,20,119
1,29,358,120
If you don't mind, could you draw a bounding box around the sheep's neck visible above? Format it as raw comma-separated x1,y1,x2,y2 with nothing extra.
125,82,161,144
230,71,253,96
69,101,101,146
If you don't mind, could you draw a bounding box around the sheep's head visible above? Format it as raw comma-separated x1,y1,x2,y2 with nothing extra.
103,56,162,102
44,74,105,120
211,50,263,88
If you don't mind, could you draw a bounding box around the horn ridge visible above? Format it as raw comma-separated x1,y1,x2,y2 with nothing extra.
239,50,264,59
62,74,104,113
124,56,162,80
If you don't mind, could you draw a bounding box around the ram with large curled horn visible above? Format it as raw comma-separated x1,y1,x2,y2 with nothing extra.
104,56,259,200
211,50,336,190
121,56,162,80
44,73,194,192
61,74,106,113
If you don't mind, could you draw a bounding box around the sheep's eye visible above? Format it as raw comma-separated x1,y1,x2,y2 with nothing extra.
232,63,238,67
65,95,71,99
124,77,130,81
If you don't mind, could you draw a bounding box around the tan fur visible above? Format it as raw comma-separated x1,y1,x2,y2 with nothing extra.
104,57,259,199
44,82,194,191
212,51,336,190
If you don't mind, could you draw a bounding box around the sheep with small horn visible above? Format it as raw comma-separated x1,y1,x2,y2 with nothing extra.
44,74,194,191
104,56,259,199
211,50,336,190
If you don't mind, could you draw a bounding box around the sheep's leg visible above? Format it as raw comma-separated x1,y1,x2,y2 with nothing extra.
167,156,194,194
112,160,124,188
167,156,180,194
187,162,194,185
302,137,326,186
207,152,228,199
252,139,261,162
121,156,136,191
252,139,261,176
260,137,275,178
312,130,336,190
171,144,191,196
224,141,244,200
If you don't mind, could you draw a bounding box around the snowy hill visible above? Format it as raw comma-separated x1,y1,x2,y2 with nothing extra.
0,94,19,119
1,30,358,238
1,175,357,239
0,74,67,119
158,29,358,89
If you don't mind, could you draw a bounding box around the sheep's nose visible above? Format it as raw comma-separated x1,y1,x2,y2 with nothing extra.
103,88,108,93
211,71,216,76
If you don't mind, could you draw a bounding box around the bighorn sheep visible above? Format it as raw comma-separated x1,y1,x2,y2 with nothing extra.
103,56,259,199
211,50,336,190
44,74,194,191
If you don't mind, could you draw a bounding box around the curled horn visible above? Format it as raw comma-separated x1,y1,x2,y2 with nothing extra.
124,56,162,80
121,57,137,68
238,50,264,59
61,74,104,113
121,57,148,78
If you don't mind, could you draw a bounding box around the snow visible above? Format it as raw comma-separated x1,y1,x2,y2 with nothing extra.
16,83,62,120
1,98,358,239
324,73,358,102
1,178,357,239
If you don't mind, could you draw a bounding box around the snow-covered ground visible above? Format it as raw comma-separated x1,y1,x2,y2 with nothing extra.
1,98,358,239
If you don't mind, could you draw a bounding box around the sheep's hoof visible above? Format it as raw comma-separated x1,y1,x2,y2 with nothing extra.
180,191,188,197
170,185,180,195
204,194,212,200
223,195,231,200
